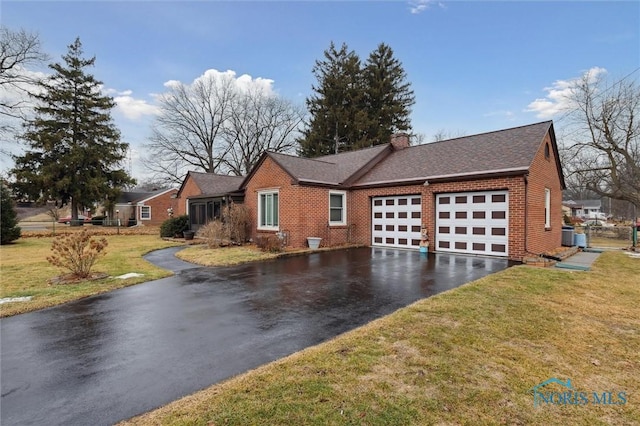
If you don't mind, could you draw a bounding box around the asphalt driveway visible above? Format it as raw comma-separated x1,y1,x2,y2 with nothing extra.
1,247,510,425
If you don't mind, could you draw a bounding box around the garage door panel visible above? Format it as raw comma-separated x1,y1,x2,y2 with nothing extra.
436,190,508,257
372,195,422,249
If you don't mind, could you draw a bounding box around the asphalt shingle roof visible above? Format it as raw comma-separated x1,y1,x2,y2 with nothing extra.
189,172,244,195
353,121,553,187
268,144,390,186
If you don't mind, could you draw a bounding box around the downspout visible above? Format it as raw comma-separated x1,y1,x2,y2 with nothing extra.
524,174,529,256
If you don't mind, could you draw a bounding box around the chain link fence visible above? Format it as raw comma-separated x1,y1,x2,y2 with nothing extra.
583,225,635,249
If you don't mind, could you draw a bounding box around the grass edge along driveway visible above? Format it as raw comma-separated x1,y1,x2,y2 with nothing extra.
0,235,182,317
122,251,639,425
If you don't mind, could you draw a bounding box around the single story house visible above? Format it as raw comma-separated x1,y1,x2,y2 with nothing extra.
563,199,603,219
176,120,565,261
113,188,178,226
175,172,244,232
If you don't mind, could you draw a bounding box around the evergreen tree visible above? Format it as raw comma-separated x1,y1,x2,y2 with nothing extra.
11,38,133,219
299,42,369,157
299,42,415,157
0,181,21,244
363,43,415,146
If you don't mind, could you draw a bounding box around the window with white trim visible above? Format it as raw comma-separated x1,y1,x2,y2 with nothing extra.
329,191,346,225
258,190,279,230
141,205,151,220
544,188,551,228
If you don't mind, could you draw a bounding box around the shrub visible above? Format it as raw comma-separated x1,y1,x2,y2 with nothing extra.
160,215,190,238
0,182,21,244
256,234,283,253
199,220,227,248
47,229,108,279
223,203,251,244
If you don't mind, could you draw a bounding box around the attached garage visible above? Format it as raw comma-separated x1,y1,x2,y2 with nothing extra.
435,190,509,257
372,195,422,249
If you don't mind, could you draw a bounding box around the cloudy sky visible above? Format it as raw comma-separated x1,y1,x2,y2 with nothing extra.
2,0,639,182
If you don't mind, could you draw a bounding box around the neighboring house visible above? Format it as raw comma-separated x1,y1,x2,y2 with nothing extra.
176,121,565,261
113,188,178,226
175,172,244,232
563,199,603,218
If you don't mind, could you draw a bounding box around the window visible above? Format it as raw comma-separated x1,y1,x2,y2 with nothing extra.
258,191,279,230
329,191,346,225
544,188,551,228
544,142,550,159
140,205,151,220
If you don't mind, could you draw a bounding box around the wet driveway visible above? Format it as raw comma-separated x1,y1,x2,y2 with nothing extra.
1,247,510,425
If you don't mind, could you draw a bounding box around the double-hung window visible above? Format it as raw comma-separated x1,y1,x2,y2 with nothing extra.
329,191,346,226
140,205,151,220
258,190,279,230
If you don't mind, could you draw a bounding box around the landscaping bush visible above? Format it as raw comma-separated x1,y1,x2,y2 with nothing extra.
255,234,283,253
47,229,108,279
199,220,227,248
0,182,21,244
223,203,251,244
160,215,190,238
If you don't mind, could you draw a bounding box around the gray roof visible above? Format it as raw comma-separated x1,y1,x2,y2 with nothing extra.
187,172,244,196
353,121,554,187
266,144,391,186
116,192,154,204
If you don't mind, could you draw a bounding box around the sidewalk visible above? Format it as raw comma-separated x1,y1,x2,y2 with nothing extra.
555,249,602,271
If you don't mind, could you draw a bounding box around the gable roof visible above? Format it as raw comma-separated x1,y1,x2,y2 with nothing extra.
176,172,244,198
242,144,391,188
353,121,563,188
116,191,155,204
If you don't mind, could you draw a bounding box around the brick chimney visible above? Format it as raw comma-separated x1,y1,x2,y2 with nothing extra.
390,133,410,150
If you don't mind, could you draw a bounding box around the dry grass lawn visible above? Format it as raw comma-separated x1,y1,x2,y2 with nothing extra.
122,251,639,425
0,235,182,317
175,245,281,266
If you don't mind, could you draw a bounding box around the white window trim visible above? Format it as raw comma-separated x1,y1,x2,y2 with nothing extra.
140,205,151,220
544,188,551,228
328,190,347,226
258,189,279,231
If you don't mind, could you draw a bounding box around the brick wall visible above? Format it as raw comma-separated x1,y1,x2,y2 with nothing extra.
139,189,178,226
175,177,201,216
244,156,352,248
525,133,564,255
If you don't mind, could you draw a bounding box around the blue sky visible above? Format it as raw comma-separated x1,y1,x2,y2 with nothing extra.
2,0,639,181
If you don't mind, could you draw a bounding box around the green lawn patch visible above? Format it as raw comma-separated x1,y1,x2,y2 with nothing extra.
0,235,182,317
122,251,639,425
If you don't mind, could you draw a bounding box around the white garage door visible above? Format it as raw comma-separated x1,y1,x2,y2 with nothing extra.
372,195,422,249
435,190,509,257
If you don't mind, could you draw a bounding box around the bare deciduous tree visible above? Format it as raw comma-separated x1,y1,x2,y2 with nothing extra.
222,85,304,175
0,27,49,158
562,73,640,210
145,71,236,184
145,70,304,184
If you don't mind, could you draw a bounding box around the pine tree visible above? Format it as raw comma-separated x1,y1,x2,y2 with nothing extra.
299,42,369,157
0,181,21,244
363,43,415,146
299,42,415,157
11,38,133,219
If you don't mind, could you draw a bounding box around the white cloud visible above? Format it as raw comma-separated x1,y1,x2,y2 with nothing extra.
409,0,445,14
113,91,160,120
161,68,276,97
526,67,607,119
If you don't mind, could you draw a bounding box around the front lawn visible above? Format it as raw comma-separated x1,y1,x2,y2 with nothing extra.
0,235,182,317
122,251,639,425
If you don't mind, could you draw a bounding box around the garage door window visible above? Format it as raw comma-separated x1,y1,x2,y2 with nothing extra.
329,191,346,225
